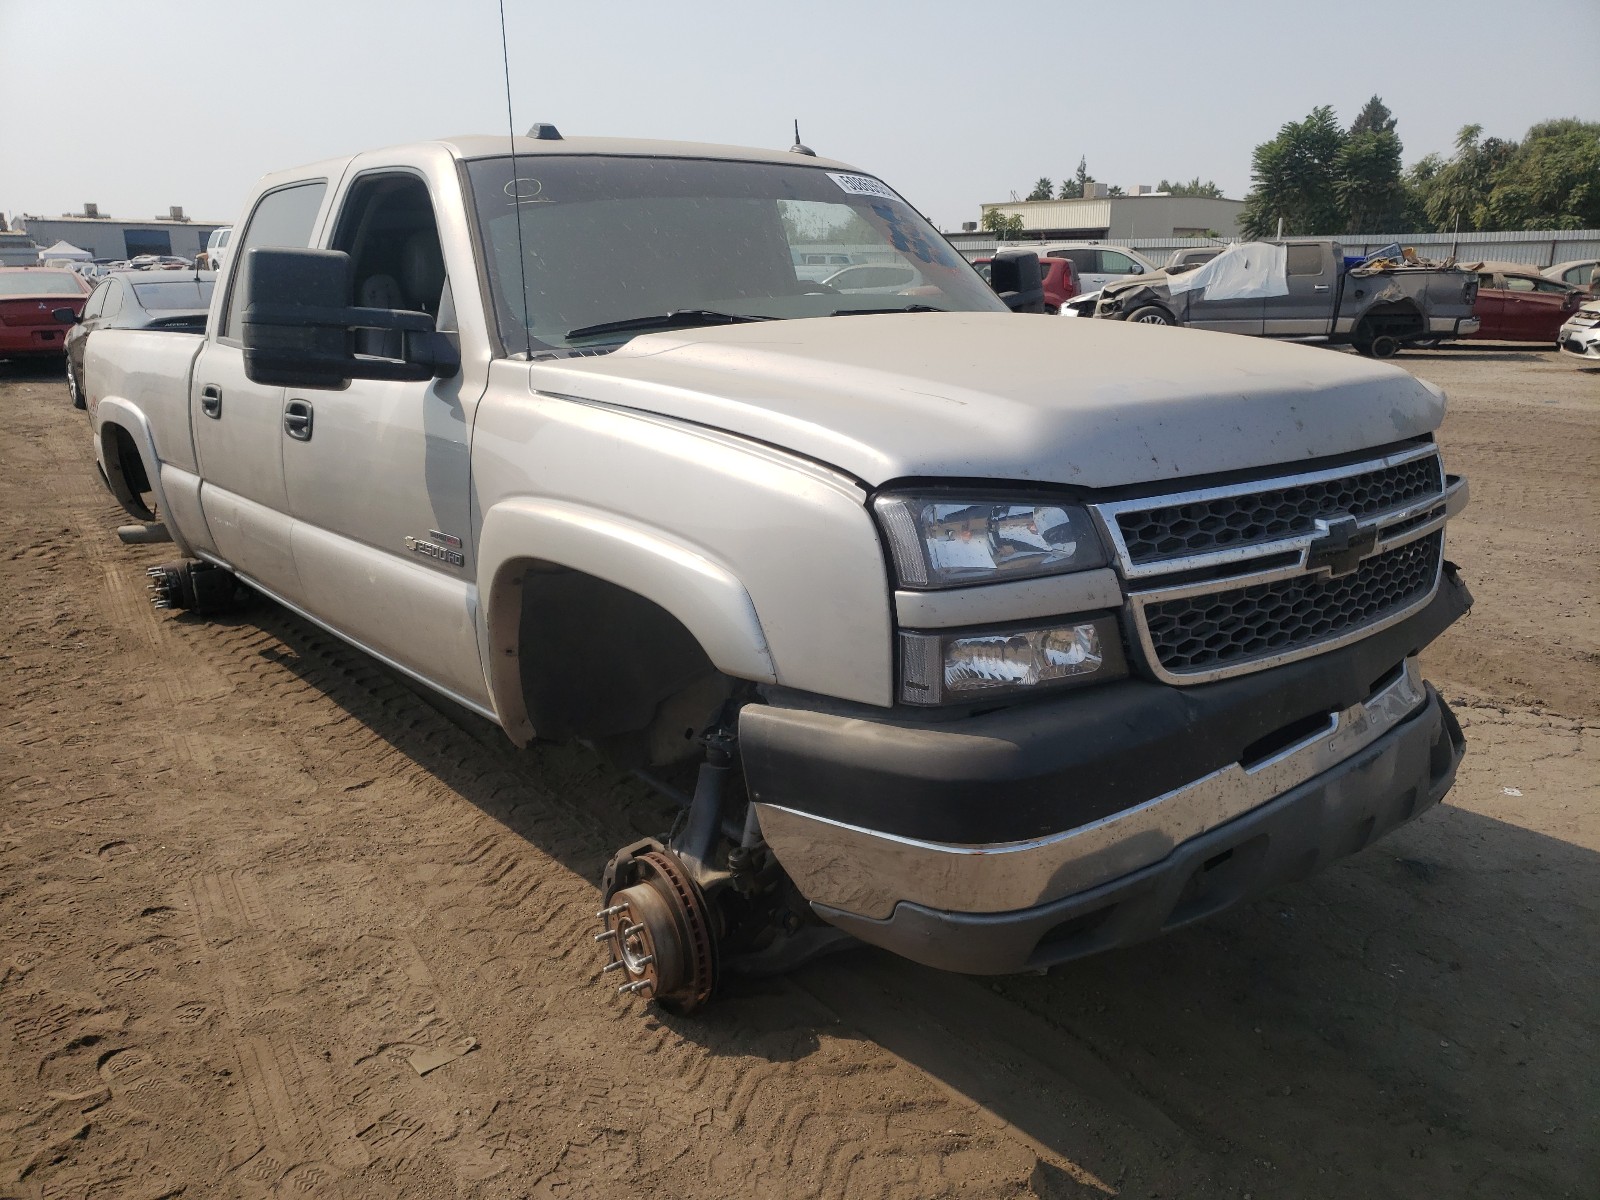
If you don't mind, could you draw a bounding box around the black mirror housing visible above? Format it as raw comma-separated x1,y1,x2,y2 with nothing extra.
240,247,460,389
990,251,1046,313
52,307,79,325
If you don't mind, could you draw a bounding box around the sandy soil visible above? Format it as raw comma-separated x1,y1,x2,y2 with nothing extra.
0,342,1594,1199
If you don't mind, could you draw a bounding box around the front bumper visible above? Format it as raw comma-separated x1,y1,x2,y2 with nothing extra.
811,685,1463,975
1558,318,1600,359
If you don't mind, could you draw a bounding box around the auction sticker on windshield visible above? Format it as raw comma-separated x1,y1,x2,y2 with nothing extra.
827,172,902,202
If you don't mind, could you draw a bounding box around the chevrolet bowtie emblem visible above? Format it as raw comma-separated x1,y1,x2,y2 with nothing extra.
1306,515,1376,578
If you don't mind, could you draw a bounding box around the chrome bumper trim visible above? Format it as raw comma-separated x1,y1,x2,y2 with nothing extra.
757,658,1428,920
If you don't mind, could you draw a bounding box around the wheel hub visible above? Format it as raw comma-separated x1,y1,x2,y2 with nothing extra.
594,848,716,1014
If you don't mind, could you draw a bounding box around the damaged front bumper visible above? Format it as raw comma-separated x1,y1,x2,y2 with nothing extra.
741,569,1472,975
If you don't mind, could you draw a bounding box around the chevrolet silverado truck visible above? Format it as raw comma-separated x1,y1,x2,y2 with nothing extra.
1067,239,1480,357
83,131,1472,1013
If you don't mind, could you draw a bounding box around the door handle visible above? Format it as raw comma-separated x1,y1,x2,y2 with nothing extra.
1312,284,1331,292
283,399,314,441
199,384,222,418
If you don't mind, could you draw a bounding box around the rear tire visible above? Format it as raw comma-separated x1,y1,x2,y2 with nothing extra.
66,360,84,409
1127,305,1175,326
1368,334,1401,359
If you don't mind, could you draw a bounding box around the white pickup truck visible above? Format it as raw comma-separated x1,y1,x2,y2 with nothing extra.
84,131,1472,1013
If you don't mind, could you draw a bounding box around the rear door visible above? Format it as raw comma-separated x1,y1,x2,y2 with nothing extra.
1050,248,1100,291
1266,242,1336,336
190,179,332,594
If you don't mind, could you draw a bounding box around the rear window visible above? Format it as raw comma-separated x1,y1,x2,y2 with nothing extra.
0,271,81,295
132,280,215,310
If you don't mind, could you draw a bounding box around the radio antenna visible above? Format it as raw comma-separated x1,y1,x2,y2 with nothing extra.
497,0,532,357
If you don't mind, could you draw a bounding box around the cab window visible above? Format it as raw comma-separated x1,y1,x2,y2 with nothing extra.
328,172,450,357
1099,250,1140,275
1285,244,1323,275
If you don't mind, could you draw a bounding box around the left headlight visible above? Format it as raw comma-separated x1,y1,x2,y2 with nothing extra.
873,494,1108,588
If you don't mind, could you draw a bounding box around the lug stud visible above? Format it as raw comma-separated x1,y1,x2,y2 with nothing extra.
593,929,617,943
622,922,644,939
595,904,627,919
602,959,626,974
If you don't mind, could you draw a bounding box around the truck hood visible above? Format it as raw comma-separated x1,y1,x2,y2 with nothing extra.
525,312,1443,490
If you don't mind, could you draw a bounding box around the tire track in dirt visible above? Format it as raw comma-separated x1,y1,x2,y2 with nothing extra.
3,376,1085,1198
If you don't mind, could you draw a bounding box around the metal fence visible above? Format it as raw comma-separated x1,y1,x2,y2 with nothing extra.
949,229,1600,269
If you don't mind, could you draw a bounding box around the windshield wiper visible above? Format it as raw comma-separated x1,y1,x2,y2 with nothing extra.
566,309,775,340
828,305,945,317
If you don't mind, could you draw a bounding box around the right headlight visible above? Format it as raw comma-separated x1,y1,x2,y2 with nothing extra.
873,494,1108,589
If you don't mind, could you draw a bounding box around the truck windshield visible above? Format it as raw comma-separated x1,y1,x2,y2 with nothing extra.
465,155,1005,353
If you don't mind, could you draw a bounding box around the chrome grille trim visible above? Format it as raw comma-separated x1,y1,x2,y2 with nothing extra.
1091,444,1445,580
1088,449,1459,687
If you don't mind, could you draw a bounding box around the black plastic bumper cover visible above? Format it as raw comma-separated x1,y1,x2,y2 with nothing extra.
815,686,1465,975
740,566,1472,845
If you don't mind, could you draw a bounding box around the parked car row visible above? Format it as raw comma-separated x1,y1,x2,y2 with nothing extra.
1047,241,1594,360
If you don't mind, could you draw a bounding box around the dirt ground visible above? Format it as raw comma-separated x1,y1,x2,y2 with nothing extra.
1,342,1595,1200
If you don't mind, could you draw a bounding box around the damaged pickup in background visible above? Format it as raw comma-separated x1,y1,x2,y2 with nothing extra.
1064,240,1480,358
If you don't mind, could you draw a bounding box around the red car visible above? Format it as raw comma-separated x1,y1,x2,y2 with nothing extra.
1468,262,1584,342
974,255,1078,313
0,267,93,360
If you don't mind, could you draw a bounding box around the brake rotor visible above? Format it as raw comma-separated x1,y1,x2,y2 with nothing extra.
595,848,717,1014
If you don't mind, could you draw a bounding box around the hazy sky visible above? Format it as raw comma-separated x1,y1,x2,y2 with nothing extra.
2,0,1595,232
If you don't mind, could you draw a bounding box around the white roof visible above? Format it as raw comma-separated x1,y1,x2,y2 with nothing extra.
39,240,92,260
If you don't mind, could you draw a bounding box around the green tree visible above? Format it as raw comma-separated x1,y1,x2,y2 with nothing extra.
981,209,1025,240
1349,94,1398,136
1105,184,1126,197
1026,177,1055,201
1333,96,1406,231
1483,119,1600,230
1419,124,1519,231
1059,156,1093,200
1400,152,1443,229
1157,177,1226,198
1240,106,1347,238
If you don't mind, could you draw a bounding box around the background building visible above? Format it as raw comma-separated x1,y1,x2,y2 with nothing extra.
973,193,1246,241
12,204,223,261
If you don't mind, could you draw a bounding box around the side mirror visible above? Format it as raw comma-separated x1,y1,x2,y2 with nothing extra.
240,247,460,389
52,308,80,325
989,251,1046,313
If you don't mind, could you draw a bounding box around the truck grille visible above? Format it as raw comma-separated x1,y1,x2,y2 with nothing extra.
1110,451,1442,568
1140,532,1442,677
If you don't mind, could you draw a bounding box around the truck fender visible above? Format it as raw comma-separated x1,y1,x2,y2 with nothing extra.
95,397,195,557
477,498,776,745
